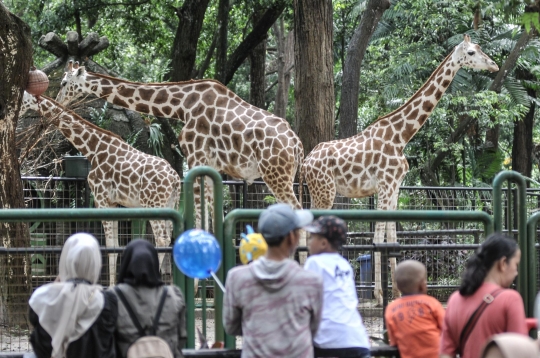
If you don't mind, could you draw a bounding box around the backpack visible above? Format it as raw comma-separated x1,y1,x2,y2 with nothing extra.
114,286,174,358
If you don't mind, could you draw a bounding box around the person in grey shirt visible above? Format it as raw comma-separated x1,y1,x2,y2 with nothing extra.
112,239,186,358
224,203,324,358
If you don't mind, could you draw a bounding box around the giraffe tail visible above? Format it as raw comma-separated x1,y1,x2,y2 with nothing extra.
297,157,305,209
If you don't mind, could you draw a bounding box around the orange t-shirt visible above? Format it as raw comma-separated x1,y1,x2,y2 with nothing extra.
384,294,445,358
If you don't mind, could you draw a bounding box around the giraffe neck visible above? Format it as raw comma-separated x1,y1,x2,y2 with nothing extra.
83,73,233,122
36,96,125,164
371,51,459,147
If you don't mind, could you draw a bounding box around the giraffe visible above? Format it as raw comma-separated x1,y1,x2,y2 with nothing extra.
21,91,181,285
55,62,304,232
299,34,499,305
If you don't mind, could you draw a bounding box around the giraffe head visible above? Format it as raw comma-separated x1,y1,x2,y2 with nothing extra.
56,61,88,105
20,91,39,115
453,34,499,73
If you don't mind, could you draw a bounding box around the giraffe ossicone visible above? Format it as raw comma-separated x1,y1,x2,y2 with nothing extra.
21,91,181,285
299,34,499,305
56,61,304,231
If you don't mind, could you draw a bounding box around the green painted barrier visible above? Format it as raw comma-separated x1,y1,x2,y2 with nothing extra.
223,208,493,349
492,171,529,315
183,166,224,348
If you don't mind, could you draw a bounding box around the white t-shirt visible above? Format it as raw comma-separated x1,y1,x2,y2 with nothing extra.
304,253,370,349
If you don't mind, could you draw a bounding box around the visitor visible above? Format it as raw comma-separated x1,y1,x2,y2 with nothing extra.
29,233,117,358
480,333,539,358
440,233,527,358
384,260,445,358
304,215,371,358
112,239,186,358
223,203,323,358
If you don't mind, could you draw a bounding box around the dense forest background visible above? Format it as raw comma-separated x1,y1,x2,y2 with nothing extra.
5,0,540,188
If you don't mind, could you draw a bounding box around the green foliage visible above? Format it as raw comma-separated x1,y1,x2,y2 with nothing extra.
89,102,110,129
263,195,277,205
146,119,164,158
126,129,142,149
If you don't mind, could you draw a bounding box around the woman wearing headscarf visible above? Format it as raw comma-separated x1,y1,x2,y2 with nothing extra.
29,233,118,358
113,239,186,358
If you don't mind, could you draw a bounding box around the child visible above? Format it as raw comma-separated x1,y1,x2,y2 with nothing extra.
223,203,323,358
384,260,445,358
304,216,371,358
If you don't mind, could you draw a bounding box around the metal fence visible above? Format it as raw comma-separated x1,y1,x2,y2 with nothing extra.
1,175,536,352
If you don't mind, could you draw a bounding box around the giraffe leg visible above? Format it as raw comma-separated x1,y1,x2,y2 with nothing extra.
387,190,401,300
102,220,118,286
374,187,395,306
149,220,170,276
373,222,386,307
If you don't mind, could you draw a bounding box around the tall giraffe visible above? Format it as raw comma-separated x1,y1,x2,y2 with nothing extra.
299,35,499,305
55,63,304,230
21,92,181,285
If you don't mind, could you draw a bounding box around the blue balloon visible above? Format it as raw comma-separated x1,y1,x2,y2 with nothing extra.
173,229,222,279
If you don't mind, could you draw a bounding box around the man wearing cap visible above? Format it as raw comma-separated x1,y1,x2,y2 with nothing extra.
223,203,323,358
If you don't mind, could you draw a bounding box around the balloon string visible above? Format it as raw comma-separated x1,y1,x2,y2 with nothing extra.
210,271,226,293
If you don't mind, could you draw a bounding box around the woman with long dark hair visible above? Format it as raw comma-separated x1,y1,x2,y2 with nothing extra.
112,239,186,358
440,233,527,358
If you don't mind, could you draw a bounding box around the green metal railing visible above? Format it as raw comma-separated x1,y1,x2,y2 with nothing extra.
527,212,540,318
492,171,530,315
182,166,224,348
223,208,494,349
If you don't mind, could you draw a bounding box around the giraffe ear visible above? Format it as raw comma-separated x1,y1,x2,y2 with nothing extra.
76,67,86,77
463,34,471,43
73,61,80,70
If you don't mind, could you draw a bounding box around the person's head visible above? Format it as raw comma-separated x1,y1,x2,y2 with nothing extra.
304,216,348,255
459,233,520,296
257,203,313,256
480,333,539,358
118,239,164,287
395,260,427,295
58,233,102,284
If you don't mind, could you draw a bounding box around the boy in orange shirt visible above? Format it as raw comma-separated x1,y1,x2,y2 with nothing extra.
384,260,445,358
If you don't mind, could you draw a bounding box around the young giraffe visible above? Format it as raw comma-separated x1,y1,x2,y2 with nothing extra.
55,63,304,231
21,91,181,285
299,35,499,305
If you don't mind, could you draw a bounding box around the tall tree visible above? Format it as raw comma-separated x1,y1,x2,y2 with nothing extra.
169,0,211,82
249,6,267,108
272,19,294,119
338,0,390,139
0,3,33,327
294,0,335,156
511,67,536,179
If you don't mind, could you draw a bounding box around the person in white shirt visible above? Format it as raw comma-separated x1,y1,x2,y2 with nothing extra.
304,216,370,358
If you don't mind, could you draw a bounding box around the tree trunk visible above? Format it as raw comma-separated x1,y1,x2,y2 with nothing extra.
0,4,33,328
511,68,536,180
339,0,390,139
273,19,294,119
169,0,211,82
223,0,288,85
249,9,267,109
294,0,335,156
215,0,229,83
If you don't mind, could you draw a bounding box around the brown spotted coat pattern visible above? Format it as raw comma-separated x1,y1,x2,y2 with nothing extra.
299,35,499,305
21,92,181,284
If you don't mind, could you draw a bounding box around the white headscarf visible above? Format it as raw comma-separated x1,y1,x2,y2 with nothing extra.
29,233,104,358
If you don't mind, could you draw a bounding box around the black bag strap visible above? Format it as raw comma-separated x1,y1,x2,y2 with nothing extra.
151,286,169,335
114,286,145,337
458,288,504,355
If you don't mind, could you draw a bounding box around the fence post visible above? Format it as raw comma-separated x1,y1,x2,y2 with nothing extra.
527,212,540,319
492,171,528,315
374,243,401,330
183,166,225,347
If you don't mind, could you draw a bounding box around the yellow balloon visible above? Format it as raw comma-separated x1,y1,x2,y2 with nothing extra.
239,233,268,264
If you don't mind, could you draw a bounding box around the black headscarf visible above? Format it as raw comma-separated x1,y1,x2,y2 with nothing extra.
118,239,164,287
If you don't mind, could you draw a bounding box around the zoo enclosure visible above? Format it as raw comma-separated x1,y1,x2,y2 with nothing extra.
1,168,538,351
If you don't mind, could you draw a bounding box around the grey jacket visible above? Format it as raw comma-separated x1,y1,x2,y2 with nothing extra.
224,257,324,358
110,284,186,358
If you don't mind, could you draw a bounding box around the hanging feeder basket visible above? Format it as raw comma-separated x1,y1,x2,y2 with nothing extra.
26,66,49,96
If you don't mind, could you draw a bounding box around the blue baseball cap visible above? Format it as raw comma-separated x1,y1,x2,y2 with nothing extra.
257,203,313,244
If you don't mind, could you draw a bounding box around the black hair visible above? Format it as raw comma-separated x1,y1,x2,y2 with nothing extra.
459,233,518,296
